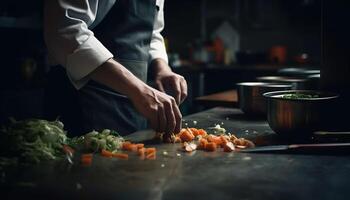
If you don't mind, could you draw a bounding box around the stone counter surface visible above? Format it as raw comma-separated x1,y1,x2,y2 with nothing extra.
1,108,349,200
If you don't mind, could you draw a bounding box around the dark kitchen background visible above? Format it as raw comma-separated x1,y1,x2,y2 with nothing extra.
0,0,327,124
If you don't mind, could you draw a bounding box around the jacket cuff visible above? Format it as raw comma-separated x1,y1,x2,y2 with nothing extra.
66,36,113,89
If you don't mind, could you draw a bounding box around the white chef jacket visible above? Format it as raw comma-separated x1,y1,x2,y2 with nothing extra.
44,0,168,89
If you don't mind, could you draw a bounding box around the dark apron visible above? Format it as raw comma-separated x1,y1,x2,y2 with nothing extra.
45,0,157,136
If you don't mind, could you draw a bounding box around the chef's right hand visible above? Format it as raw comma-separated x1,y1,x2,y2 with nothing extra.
130,85,182,134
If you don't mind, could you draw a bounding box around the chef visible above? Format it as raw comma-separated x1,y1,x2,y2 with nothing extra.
43,0,187,136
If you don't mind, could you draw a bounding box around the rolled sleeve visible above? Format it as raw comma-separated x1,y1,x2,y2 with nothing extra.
66,35,113,88
44,0,113,89
149,0,168,64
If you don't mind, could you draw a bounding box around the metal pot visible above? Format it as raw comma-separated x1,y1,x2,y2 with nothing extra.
277,68,320,78
237,82,293,116
263,90,339,137
256,76,308,90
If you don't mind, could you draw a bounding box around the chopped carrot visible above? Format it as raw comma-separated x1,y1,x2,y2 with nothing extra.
129,144,138,152
220,135,229,147
146,152,156,160
146,147,156,155
205,142,217,152
101,149,113,157
63,145,75,155
179,129,195,142
112,153,129,160
198,138,208,150
190,128,199,136
207,135,223,146
136,143,144,149
122,141,132,150
81,153,93,159
197,129,207,136
81,154,93,166
138,147,146,157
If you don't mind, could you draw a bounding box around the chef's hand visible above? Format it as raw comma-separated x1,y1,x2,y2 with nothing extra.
152,58,188,105
130,85,182,134
90,58,183,134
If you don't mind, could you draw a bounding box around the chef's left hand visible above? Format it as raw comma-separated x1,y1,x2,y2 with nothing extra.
152,58,188,105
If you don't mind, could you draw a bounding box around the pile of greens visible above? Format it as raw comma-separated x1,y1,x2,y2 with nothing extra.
0,119,124,164
0,119,68,164
68,129,124,153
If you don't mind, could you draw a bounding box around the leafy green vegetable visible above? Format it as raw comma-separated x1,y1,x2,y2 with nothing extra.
68,129,124,153
0,119,125,165
0,119,68,164
282,93,320,99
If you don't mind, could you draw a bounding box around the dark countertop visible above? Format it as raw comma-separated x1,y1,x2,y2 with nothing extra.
1,108,350,200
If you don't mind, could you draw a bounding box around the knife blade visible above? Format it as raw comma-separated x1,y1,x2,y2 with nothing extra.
239,143,350,153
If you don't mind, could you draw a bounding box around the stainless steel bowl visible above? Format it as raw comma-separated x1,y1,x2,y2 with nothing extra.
263,90,339,136
256,76,307,89
237,82,293,116
277,68,320,78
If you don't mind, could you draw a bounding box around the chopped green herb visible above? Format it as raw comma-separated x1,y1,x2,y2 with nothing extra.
282,93,320,99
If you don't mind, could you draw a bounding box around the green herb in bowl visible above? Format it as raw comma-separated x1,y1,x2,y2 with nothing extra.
282,93,320,99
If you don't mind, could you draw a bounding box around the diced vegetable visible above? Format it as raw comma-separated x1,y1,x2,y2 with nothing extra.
197,129,207,136
136,143,144,149
146,148,156,155
146,152,156,160
183,142,197,152
223,142,235,152
179,129,195,142
205,142,217,152
138,147,145,157
101,149,113,157
112,153,129,160
81,154,93,165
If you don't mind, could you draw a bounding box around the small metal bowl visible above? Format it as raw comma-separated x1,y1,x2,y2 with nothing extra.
277,68,320,78
263,90,339,137
256,76,308,89
236,82,293,116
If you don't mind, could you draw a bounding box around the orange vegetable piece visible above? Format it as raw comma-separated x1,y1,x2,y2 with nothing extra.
146,152,156,160
112,153,129,160
179,129,195,142
205,142,217,152
101,149,113,158
207,135,223,146
190,128,200,136
81,154,93,166
129,144,138,152
198,138,208,150
81,153,93,159
138,147,146,157
197,129,207,136
136,143,144,149
122,141,132,150
146,147,156,155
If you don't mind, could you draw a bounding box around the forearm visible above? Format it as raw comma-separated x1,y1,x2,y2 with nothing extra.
90,58,146,99
151,58,172,75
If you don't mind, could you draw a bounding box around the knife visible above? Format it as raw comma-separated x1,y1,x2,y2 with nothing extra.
239,143,350,154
